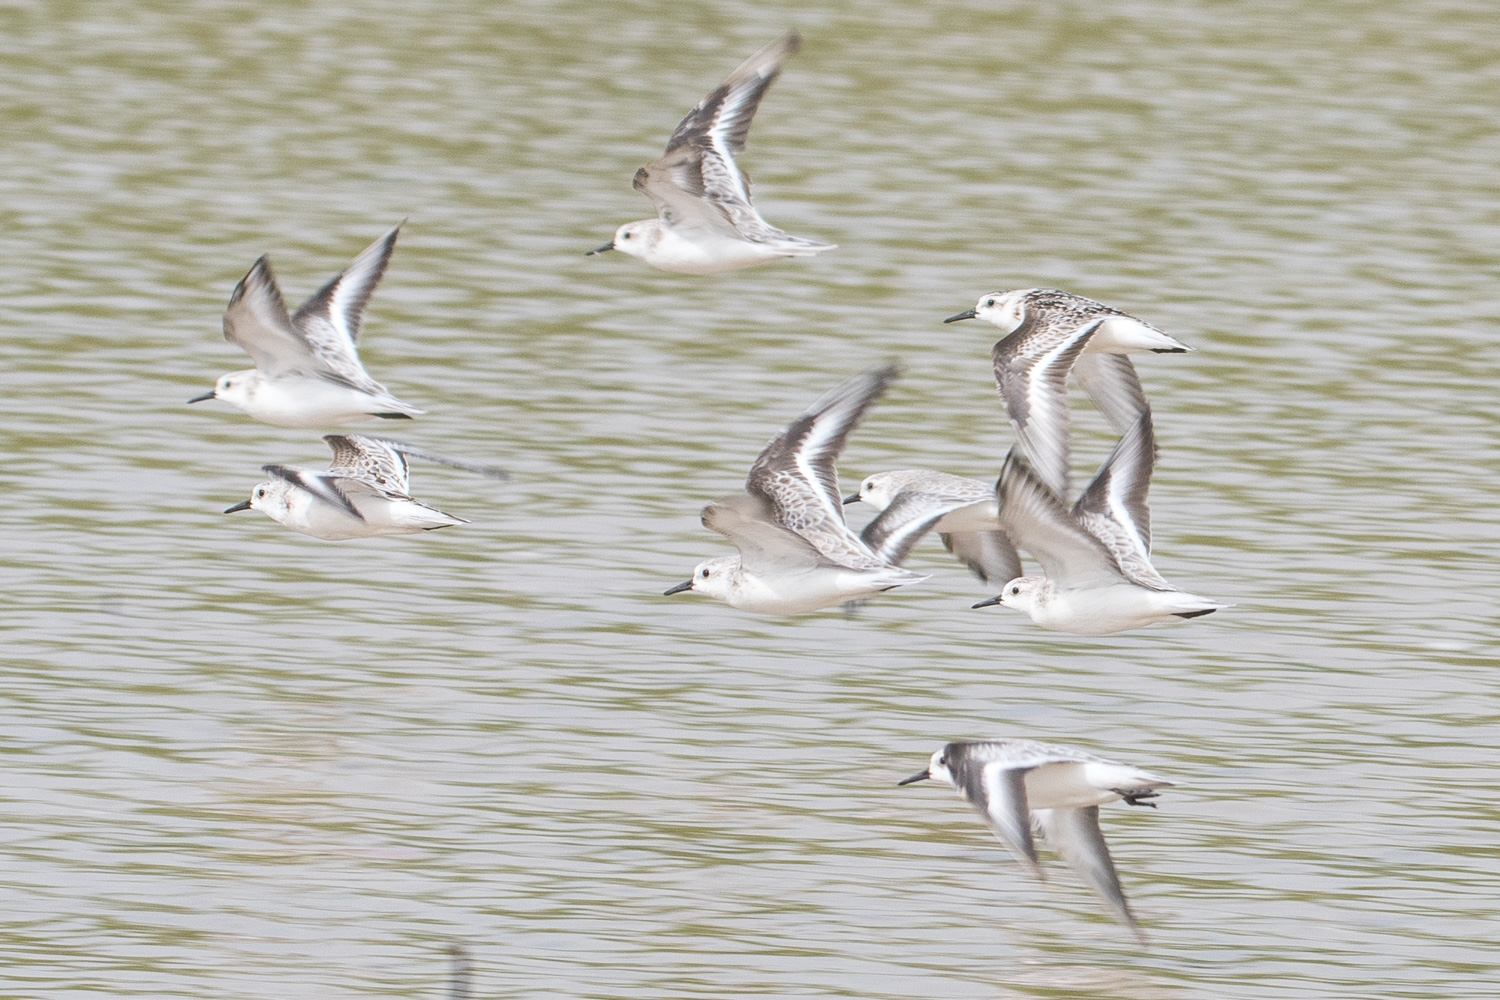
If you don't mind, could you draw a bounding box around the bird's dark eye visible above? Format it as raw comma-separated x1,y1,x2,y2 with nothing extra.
984,299,995,308
255,487,265,498
700,568,710,578
1009,584,1020,595
621,232,631,240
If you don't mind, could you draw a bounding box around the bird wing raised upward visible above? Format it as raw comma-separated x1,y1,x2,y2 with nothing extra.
746,365,898,568
663,33,800,160
635,34,803,242
701,493,826,574
998,448,1124,589
290,224,400,385
323,434,411,493
222,256,313,376
1072,412,1174,589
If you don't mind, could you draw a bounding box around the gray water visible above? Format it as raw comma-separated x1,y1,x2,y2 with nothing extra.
2,1,1498,997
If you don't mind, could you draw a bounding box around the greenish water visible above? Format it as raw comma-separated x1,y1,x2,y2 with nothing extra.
1,1,1498,997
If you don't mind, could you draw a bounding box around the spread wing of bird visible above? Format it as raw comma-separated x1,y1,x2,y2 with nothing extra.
998,448,1126,590
260,464,366,520
1072,412,1173,590
323,434,412,494
944,748,1043,877
633,34,823,246
700,493,826,574
992,312,1103,498
940,529,1024,585
746,365,898,569
290,224,400,386
1071,352,1151,434
222,257,312,376
1035,806,1140,938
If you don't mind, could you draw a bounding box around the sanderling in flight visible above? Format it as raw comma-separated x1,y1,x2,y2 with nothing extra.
973,412,1226,633
844,470,1022,585
189,224,424,427
664,364,927,613
224,434,505,540
900,738,1173,939
946,288,1189,497
587,33,835,274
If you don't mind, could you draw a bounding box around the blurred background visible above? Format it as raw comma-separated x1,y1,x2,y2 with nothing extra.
0,1,1497,996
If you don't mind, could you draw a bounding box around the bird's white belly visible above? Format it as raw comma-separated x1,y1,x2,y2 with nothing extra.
240,378,387,428
274,491,456,540
725,565,910,614
276,491,372,540
1033,584,1190,635
647,230,785,275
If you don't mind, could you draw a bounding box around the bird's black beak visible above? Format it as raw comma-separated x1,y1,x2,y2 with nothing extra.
943,309,977,324
586,241,615,256
223,500,253,513
842,493,860,505
971,595,1002,609
663,580,693,595
897,770,931,786
187,390,216,403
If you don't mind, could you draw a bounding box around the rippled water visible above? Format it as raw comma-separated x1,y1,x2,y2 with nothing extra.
3,1,1498,997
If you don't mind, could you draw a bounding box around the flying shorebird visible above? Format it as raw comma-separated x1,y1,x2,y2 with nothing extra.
588,33,835,274
945,288,1189,497
974,411,1226,633
900,738,1173,939
189,224,423,427
664,365,926,613
224,434,505,540
843,469,1022,585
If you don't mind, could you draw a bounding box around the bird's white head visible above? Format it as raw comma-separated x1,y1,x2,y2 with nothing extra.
225,478,295,525
608,220,663,261
849,472,905,512
899,745,956,788
199,369,262,410
664,555,740,601
687,556,739,600
997,576,1045,614
969,289,1035,333
925,747,956,786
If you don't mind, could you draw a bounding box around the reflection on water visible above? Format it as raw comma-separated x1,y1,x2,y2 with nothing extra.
2,1,1498,997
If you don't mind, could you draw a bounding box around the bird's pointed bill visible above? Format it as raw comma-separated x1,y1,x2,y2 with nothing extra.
587,241,615,255
187,390,216,403
971,595,1002,608
223,500,253,513
943,309,978,324
897,769,931,786
663,580,693,595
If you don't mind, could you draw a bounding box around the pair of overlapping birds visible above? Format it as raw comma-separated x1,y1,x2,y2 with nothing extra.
192,34,1223,938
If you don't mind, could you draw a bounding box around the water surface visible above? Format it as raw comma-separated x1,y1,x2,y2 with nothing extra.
2,1,1498,997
